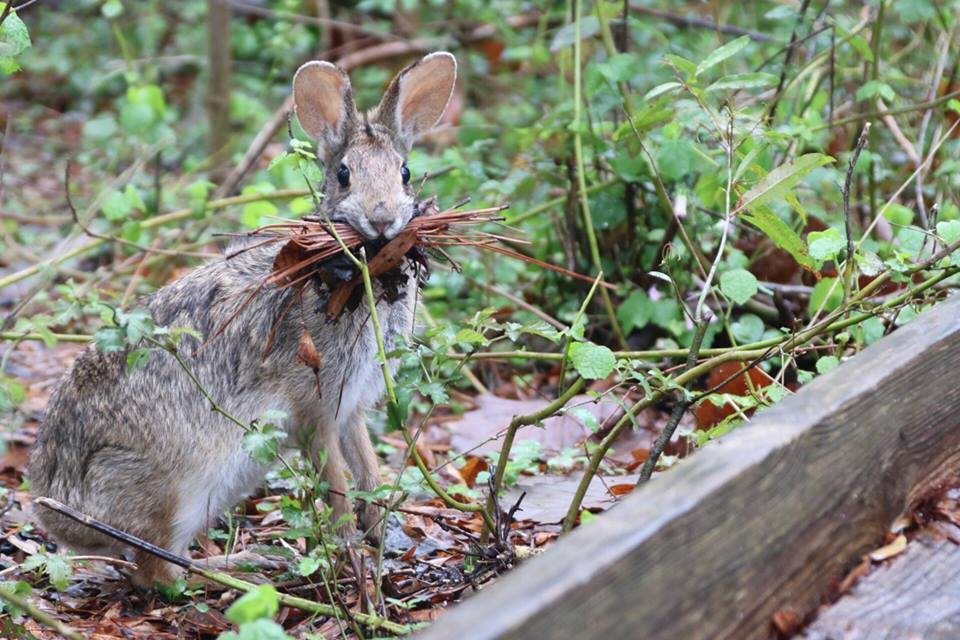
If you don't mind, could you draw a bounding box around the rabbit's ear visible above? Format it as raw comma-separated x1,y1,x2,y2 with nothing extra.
293,61,356,151
375,52,456,151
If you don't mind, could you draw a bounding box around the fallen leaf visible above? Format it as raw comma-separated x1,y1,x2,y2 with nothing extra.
448,394,623,457
771,608,802,637
503,473,639,524
693,362,776,429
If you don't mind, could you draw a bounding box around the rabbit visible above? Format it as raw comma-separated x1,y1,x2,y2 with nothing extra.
28,51,458,587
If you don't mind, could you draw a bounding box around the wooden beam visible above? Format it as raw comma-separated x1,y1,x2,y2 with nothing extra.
803,524,960,639
418,294,960,640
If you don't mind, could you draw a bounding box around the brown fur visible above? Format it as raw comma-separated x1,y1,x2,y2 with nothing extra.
28,52,457,587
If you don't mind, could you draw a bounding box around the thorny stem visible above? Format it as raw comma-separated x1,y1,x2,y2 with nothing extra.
561,263,960,532
572,0,627,348
0,189,310,291
810,87,960,133
480,376,586,542
637,322,708,482
32,498,410,635
841,123,871,305
0,586,83,640
355,249,496,530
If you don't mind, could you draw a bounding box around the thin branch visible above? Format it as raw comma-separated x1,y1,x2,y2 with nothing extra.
0,585,83,640
32,498,409,635
65,163,215,260
637,321,708,482
0,189,309,291
627,3,778,43
842,122,871,303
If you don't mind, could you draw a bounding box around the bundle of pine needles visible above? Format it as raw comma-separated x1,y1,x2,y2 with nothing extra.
228,197,608,321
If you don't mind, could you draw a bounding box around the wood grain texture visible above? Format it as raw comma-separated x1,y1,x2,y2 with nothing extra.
418,294,960,640
804,524,960,640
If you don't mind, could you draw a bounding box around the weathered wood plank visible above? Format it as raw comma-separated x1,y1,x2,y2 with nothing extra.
418,294,960,640
804,524,960,640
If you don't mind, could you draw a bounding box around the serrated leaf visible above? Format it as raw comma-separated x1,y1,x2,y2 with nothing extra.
816,355,839,374
226,584,279,624
0,6,31,76
856,80,895,103
617,289,654,334
737,153,834,213
807,227,846,262
102,189,133,221
220,620,293,640
696,35,750,75
719,269,758,305
43,555,72,591
740,205,815,269
568,342,616,380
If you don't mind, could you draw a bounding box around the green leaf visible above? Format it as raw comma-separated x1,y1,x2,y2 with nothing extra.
815,355,840,374
0,5,31,75
731,314,764,343
847,35,874,62
241,200,278,228
938,220,960,244
44,555,72,591
663,53,697,77
124,184,146,213
807,227,846,262
126,348,151,372
738,153,834,213
101,0,123,18
809,278,842,316
225,584,279,625
549,16,600,51
568,342,616,380
597,53,635,83
102,189,133,221
617,290,654,334
719,269,758,305
740,205,815,269
94,327,125,352
696,35,750,75
644,81,681,100
454,328,487,346
243,422,286,465
298,555,321,577
882,203,914,228
856,80,895,103
83,115,118,141
706,72,777,92
220,620,293,640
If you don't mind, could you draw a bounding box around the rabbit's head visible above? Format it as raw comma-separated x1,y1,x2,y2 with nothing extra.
292,52,457,240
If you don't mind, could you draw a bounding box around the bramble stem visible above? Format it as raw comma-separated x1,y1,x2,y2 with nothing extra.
0,189,309,291
0,584,83,640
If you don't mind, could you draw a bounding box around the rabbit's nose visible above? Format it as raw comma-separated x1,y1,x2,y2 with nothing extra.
372,219,392,237
369,202,393,237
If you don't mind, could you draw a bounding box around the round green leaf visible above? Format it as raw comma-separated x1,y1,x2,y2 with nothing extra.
568,342,616,380
719,269,758,305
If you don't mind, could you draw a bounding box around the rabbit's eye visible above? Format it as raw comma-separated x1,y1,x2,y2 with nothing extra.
400,163,410,185
337,164,350,188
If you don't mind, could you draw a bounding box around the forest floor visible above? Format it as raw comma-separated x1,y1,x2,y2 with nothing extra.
0,337,675,638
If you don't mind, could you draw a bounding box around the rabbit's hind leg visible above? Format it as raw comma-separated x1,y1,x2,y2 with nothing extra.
306,425,357,538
